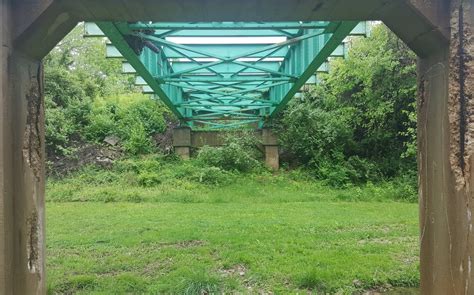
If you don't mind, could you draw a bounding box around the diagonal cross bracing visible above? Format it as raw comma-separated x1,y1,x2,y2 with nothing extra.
91,21,366,129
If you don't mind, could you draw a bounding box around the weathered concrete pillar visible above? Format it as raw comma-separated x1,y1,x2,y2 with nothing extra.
417,0,474,293
262,128,279,170
172,127,192,160
0,2,14,293
0,37,45,295
0,0,73,293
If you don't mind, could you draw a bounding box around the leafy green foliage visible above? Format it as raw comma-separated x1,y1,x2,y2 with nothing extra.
85,94,169,155
197,131,263,173
44,23,172,157
276,24,417,187
188,166,231,185
47,156,417,203
137,171,162,187
44,67,93,155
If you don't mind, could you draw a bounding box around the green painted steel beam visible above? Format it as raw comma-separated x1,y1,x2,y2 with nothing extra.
191,116,260,121
158,29,300,37
128,22,329,30
178,103,274,107
162,45,289,58
194,119,260,129
134,30,324,79
96,22,185,120
269,21,359,118
92,20,367,129
161,77,294,83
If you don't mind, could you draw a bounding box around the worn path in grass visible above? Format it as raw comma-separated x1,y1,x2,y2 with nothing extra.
46,200,419,294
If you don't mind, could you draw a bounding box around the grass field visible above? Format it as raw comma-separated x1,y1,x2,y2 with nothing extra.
46,158,420,294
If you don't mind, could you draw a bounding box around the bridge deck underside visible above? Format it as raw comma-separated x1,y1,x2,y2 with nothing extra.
90,21,365,128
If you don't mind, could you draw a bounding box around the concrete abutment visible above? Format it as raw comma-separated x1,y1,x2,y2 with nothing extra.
172,128,280,170
262,128,279,171
172,127,192,160
0,0,470,293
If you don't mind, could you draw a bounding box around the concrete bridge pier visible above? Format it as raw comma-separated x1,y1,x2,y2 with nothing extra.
415,1,474,293
172,127,192,160
262,128,279,171
1,7,47,295
1,1,77,293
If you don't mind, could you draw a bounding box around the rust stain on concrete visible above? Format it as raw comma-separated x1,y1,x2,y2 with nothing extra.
26,210,40,276
448,0,474,191
22,63,43,182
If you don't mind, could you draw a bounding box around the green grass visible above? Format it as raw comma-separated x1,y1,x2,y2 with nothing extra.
46,157,419,294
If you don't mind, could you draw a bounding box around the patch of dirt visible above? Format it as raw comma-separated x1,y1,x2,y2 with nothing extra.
218,264,247,278
360,284,393,294
448,0,474,191
141,257,174,276
358,238,392,245
47,140,122,177
217,264,273,294
361,287,419,295
153,115,179,154
23,63,44,182
152,240,206,249
174,240,205,248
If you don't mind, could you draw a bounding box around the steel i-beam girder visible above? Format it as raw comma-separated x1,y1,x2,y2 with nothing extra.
92,21,366,129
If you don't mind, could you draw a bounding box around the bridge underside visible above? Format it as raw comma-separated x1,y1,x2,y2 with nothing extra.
87,21,367,129
2,1,473,295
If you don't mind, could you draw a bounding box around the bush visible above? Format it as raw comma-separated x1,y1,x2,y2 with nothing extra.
316,161,351,188
45,105,75,155
123,121,154,155
44,67,94,156
189,167,231,185
196,131,263,172
275,24,417,185
85,95,170,156
137,171,162,187
84,109,116,140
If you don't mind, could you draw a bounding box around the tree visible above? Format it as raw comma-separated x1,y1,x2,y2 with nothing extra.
276,24,417,185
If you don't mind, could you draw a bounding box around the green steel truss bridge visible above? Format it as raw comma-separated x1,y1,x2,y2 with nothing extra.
85,21,368,129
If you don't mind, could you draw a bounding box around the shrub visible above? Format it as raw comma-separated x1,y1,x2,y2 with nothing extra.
44,68,93,156
196,131,263,172
189,167,231,185
275,24,417,185
137,171,162,187
45,105,75,155
123,121,154,155
316,161,351,188
85,96,170,156
84,110,115,141
390,170,418,202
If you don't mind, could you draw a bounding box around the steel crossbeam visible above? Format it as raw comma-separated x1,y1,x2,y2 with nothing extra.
88,21,366,129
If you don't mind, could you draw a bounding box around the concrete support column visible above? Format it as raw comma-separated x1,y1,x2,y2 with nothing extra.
262,128,279,170
173,127,192,160
418,1,474,293
1,1,47,293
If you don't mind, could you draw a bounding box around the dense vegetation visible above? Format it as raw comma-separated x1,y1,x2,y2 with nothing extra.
45,23,417,190
275,25,417,187
48,156,417,203
44,24,173,160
